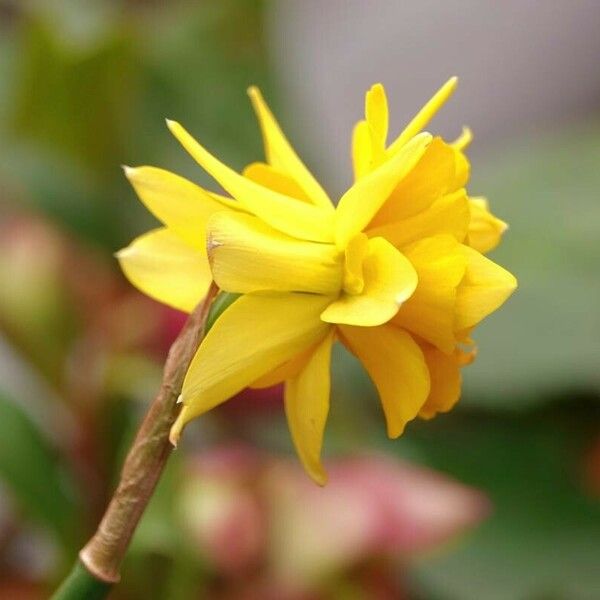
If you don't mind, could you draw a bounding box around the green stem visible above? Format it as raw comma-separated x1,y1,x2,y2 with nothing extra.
51,561,112,600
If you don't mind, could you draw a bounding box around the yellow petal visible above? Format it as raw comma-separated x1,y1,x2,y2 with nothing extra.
352,120,372,180
250,345,314,389
455,245,517,330
466,197,508,254
247,87,333,210
284,330,335,485
368,188,470,249
452,147,471,190
116,228,211,313
167,119,335,243
124,166,238,249
393,235,467,353
340,324,430,438
365,83,388,163
388,76,458,153
418,344,462,420
243,162,310,203
451,126,473,151
206,211,342,295
370,137,457,226
342,232,369,295
171,293,333,442
336,132,432,248
321,237,417,327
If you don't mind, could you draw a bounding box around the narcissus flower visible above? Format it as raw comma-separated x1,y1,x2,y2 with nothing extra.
117,77,516,484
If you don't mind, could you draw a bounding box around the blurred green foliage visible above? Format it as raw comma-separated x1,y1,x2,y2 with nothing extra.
408,407,600,600
464,126,600,407
0,391,80,552
0,0,270,249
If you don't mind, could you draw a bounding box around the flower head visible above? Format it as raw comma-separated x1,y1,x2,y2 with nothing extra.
117,78,517,484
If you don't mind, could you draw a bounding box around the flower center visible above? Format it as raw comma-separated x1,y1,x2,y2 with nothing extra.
342,233,369,295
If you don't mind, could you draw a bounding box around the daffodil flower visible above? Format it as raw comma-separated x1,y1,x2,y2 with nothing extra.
117,78,517,484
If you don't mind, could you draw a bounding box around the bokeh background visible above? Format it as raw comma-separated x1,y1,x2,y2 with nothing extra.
0,1,599,598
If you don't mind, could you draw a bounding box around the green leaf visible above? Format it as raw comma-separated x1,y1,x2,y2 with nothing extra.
0,390,80,551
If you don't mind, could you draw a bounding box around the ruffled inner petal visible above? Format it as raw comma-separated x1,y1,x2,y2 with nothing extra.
392,235,467,353
336,132,432,248
321,237,417,327
368,188,470,249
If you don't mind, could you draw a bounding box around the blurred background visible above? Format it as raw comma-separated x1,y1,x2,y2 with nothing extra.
0,1,598,598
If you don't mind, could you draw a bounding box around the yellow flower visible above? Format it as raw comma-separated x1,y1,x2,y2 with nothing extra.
117,77,516,485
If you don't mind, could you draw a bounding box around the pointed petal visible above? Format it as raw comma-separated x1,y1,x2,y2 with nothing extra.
116,228,210,313
365,83,388,162
455,245,517,330
336,132,432,248
243,162,311,203
418,344,462,420
247,87,333,210
285,330,335,485
206,211,342,295
370,137,457,226
451,126,473,151
352,120,372,181
167,120,335,243
322,237,417,327
466,197,508,254
124,166,238,249
172,293,333,440
340,324,430,438
388,77,458,153
393,235,467,353
368,188,470,249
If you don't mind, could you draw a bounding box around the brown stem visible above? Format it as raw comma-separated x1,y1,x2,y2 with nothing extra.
78,283,218,583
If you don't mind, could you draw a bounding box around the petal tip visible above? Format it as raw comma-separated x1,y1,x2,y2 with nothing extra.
165,118,181,133
122,165,136,179
169,422,182,448
169,405,189,447
387,423,405,439
310,468,328,487
114,246,132,260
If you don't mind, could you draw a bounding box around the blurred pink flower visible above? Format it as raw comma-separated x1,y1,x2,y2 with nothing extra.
267,454,490,586
180,445,490,595
180,445,266,575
